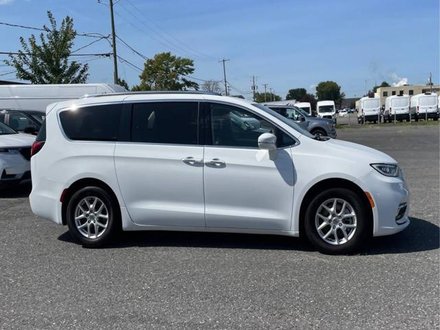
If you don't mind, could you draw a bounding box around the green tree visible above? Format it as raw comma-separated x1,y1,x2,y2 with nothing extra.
117,78,129,90
201,80,222,94
372,81,390,93
315,81,345,107
134,52,198,91
5,11,88,84
254,92,281,103
286,88,307,101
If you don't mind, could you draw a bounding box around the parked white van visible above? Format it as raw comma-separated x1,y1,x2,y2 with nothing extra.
316,100,336,120
295,102,312,115
0,83,126,112
384,95,410,122
29,92,409,254
410,93,438,121
357,97,380,124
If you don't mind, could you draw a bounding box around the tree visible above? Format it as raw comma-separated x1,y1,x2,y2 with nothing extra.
201,80,222,94
286,88,307,101
254,92,281,103
134,52,198,91
315,81,345,107
5,11,89,84
117,78,129,91
372,81,390,93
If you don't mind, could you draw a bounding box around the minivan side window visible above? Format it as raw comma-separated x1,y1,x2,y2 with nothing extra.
207,103,295,148
59,104,122,141
131,102,198,145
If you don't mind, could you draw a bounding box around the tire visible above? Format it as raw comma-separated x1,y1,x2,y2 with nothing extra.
311,128,327,139
66,186,119,247
304,188,370,254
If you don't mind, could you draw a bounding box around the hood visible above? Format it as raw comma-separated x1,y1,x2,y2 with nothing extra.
310,116,333,124
0,132,36,148
297,136,396,165
323,138,396,164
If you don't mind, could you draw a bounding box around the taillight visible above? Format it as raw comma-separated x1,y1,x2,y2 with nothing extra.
416,106,419,113
31,141,45,157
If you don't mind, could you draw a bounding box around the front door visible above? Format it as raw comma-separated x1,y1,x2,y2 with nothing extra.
114,101,205,227
203,102,296,231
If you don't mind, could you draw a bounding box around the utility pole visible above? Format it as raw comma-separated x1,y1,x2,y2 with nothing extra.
109,0,119,84
219,59,229,95
263,83,268,102
429,72,433,93
251,76,257,101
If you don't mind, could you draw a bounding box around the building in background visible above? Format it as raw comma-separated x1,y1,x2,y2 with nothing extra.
375,84,440,107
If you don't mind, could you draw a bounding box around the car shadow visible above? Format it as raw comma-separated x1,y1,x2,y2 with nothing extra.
58,217,439,254
0,183,31,198
362,217,439,255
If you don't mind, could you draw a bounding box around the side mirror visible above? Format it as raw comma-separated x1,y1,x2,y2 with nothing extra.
258,133,277,150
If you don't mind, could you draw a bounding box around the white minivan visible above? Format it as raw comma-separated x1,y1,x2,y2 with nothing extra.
357,97,380,124
316,100,336,121
30,92,410,254
384,95,410,122
410,93,439,121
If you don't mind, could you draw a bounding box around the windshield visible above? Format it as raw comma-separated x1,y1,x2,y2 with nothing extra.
318,105,335,113
298,106,311,113
252,104,314,138
295,107,312,117
0,121,17,135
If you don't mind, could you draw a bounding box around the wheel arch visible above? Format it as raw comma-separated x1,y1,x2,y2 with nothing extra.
61,177,121,227
298,178,373,238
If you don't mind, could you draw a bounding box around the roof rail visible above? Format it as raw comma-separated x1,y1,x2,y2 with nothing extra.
81,90,222,98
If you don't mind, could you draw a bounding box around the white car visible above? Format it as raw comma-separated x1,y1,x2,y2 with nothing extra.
29,92,410,254
0,122,35,187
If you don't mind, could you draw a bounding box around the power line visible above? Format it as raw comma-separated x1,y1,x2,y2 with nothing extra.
0,70,16,77
0,21,106,39
117,55,143,72
72,35,110,53
0,51,111,57
116,35,147,60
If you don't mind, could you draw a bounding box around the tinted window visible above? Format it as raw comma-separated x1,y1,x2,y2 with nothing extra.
36,119,46,142
60,104,122,141
8,112,38,131
131,102,198,145
209,103,295,148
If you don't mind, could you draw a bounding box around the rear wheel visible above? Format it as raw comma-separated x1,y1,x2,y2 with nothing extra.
304,188,370,254
66,186,119,247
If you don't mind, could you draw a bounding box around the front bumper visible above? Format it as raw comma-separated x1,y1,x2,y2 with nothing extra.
369,175,410,237
0,153,31,187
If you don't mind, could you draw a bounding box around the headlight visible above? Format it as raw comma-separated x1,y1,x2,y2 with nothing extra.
370,163,400,177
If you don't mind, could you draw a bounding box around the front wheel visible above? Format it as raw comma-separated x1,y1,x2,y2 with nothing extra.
304,188,370,254
311,128,327,139
66,186,119,247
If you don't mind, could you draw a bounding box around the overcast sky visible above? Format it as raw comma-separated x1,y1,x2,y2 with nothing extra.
0,0,438,98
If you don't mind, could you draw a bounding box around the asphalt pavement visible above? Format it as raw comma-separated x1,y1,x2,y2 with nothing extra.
0,124,438,329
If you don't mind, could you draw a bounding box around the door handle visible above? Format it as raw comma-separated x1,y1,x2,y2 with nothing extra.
205,158,226,168
182,157,203,166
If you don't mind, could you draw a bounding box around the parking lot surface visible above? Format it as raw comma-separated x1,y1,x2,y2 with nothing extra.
1,125,438,329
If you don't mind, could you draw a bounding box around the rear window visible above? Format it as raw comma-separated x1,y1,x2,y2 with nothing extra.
59,104,122,141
